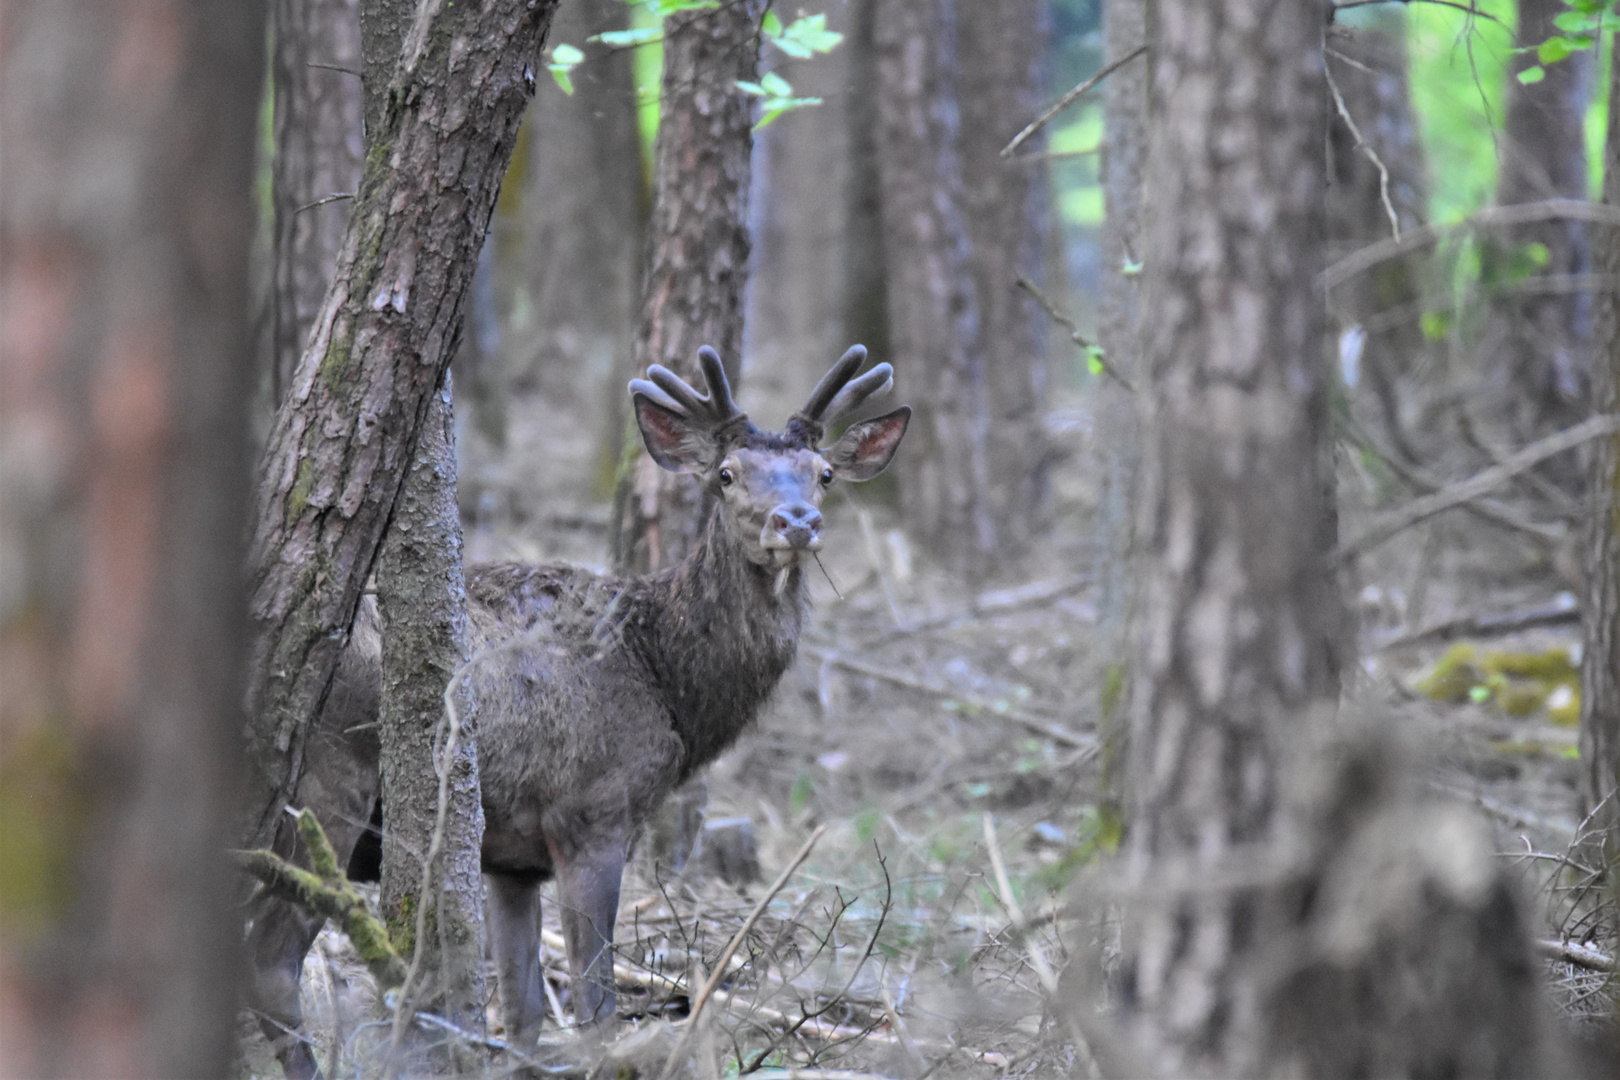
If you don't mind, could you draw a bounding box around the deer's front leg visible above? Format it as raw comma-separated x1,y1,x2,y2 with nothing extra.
486,872,547,1046
552,833,627,1027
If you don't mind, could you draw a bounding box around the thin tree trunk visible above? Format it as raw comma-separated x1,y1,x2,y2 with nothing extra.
1579,44,1620,924
358,0,486,1045
243,0,558,851
269,0,364,402
958,0,1054,548
612,0,765,574
1481,0,1594,484
1121,0,1346,1070
744,4,855,418
0,2,262,1074
843,0,891,363
1094,0,1150,810
873,0,996,576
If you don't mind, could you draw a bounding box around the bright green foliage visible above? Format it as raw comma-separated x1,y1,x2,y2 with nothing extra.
590,25,664,48
736,70,822,128
762,11,843,58
547,43,584,95
1052,104,1103,227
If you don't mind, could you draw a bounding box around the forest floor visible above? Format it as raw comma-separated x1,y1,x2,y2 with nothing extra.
237,374,1615,1078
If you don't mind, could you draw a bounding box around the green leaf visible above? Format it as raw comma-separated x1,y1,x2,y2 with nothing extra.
590,26,663,47
761,9,783,36
756,96,822,129
1553,10,1595,32
546,43,584,96
1517,64,1546,84
1469,684,1491,703
1420,310,1452,341
1537,36,1577,64
765,12,843,58
1524,240,1550,268
1085,347,1105,376
641,0,718,15
735,80,766,96
1120,256,1143,276
761,70,794,97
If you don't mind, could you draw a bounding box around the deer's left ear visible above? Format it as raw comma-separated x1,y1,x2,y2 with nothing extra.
824,406,910,481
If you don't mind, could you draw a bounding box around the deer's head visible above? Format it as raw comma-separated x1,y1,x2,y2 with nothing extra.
630,346,910,570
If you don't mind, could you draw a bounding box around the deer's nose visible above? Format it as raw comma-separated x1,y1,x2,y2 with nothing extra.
768,502,823,550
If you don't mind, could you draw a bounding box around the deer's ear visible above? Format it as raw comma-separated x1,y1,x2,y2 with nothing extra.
633,394,712,473
825,406,910,481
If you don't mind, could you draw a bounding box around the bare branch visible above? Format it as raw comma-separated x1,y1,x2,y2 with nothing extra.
1017,274,1135,392
1000,45,1148,158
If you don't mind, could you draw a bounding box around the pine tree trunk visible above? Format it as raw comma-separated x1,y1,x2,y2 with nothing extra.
359,0,486,1044
1579,46,1620,922
843,0,891,362
612,0,765,574
1094,0,1151,809
1121,1,1347,1070
744,4,856,418
268,0,364,402
243,0,558,850
0,2,262,1072
1480,0,1595,485
958,0,1055,549
873,0,996,575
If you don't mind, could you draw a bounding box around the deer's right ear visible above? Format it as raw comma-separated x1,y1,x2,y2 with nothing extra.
631,390,712,473
825,406,910,481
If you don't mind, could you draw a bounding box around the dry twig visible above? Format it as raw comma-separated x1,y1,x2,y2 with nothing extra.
1001,45,1148,158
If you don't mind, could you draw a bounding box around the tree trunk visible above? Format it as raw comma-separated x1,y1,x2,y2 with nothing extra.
243,0,559,851
268,0,364,402
0,2,262,1074
958,0,1055,549
1480,0,1595,484
873,0,996,576
843,0,891,363
1121,0,1347,1070
1093,0,1150,810
1579,44,1620,930
358,0,486,1046
612,0,765,574
744,4,856,419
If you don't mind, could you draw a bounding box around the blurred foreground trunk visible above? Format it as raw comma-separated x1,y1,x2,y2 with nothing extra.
874,0,996,577
268,0,364,404
0,2,262,1073
1580,48,1620,935
359,0,486,1045
1480,0,1594,487
612,0,765,574
958,0,1054,550
1120,0,1345,1068
242,0,556,851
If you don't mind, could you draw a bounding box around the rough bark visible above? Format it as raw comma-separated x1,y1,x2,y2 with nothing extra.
612,0,765,574
958,0,1055,548
1481,0,1595,481
243,0,559,851
873,0,996,575
359,0,486,1042
0,2,262,1074
843,0,891,362
744,4,856,419
1121,0,1347,1071
268,0,365,402
1579,49,1620,912
1094,0,1150,807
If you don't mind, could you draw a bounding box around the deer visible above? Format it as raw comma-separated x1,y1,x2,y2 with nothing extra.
246,346,909,1077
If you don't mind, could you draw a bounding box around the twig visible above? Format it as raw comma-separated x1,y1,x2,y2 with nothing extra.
1374,594,1578,651
1535,939,1617,974
1001,45,1148,158
1325,60,1400,241
307,61,362,76
1332,0,1506,25
660,826,827,1080
1017,274,1135,392
802,647,1095,752
294,192,356,216
1336,413,1620,560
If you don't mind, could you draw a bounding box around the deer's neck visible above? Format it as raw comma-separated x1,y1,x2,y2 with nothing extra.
636,514,807,777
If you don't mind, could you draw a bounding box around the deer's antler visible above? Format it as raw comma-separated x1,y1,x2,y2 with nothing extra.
629,346,747,432
790,345,894,446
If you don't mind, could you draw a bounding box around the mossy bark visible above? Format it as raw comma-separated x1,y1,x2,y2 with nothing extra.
243,0,561,851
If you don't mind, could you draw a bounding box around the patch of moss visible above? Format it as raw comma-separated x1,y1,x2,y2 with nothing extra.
1414,642,1483,702
0,720,85,943
1416,643,1582,727
286,455,317,524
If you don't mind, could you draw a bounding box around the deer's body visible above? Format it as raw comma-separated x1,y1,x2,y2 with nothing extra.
248,348,907,1076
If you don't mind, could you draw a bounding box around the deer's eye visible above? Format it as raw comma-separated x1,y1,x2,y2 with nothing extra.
820,468,834,485
718,467,735,487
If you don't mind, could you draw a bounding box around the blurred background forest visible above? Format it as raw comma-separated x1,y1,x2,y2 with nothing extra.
11,0,1620,1076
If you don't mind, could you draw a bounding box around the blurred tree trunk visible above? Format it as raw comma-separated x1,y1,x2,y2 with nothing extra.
268,0,364,403
1120,0,1347,1070
0,2,262,1074
359,0,486,1044
242,0,557,851
745,6,858,419
843,0,891,364
1324,8,1431,465
519,0,645,471
874,0,996,576
1094,0,1150,813
1580,49,1620,929
612,0,765,574
1481,0,1594,483
958,0,1054,549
